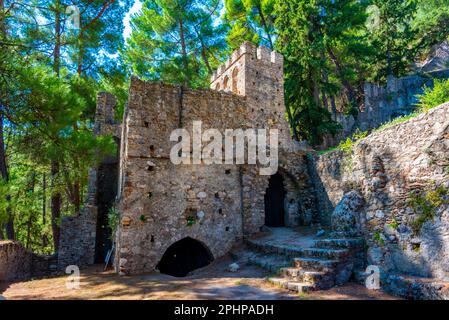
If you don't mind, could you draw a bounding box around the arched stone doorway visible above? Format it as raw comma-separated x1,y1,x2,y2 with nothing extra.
264,173,286,227
156,237,214,277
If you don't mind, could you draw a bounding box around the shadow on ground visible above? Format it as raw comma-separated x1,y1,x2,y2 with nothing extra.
1,247,399,300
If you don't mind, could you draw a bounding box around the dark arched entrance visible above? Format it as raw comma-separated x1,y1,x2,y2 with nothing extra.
264,173,286,227
157,237,214,277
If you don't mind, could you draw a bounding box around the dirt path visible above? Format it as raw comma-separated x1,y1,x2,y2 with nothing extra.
1,255,398,300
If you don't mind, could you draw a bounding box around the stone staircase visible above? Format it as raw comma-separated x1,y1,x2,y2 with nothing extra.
245,237,364,293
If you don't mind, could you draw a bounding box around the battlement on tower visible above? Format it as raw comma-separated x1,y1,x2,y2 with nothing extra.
210,42,283,95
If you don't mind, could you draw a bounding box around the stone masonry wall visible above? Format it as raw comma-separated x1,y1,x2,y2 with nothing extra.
313,102,449,280
0,241,57,281
321,70,449,149
58,92,120,269
115,42,315,275
116,79,249,274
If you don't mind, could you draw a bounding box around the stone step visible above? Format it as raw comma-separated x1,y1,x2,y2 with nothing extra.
280,267,336,290
293,257,339,271
245,239,304,257
353,270,370,285
313,238,364,249
301,247,349,260
247,253,291,274
280,267,324,282
267,277,312,293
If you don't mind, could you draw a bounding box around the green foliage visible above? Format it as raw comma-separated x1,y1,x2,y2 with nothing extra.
2,0,448,254
373,231,385,246
125,0,227,88
417,79,449,112
0,0,122,250
375,112,420,132
388,218,399,230
408,186,449,233
274,0,373,145
412,0,449,62
367,0,418,81
139,214,147,222
335,129,368,155
8,0,133,78
224,0,276,50
186,215,196,226
108,207,120,240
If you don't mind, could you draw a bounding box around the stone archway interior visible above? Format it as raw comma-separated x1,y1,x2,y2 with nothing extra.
264,173,286,227
156,237,214,277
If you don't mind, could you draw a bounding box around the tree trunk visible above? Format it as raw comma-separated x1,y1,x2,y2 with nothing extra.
0,0,5,35
42,172,47,247
53,0,61,76
42,173,46,224
330,96,337,121
51,161,61,252
257,5,273,49
0,0,13,240
51,0,62,252
321,58,337,119
312,77,321,108
0,111,14,239
26,172,36,249
179,18,189,87
326,46,356,107
77,29,84,76
387,40,392,77
285,103,298,141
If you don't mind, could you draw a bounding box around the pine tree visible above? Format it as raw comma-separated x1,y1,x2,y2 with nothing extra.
224,0,276,50
367,0,418,80
275,0,371,145
411,0,449,60
0,0,123,249
125,0,226,88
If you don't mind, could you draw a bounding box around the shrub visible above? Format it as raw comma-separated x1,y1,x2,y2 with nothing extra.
373,231,385,246
336,129,368,155
108,207,120,240
408,186,449,233
417,79,449,112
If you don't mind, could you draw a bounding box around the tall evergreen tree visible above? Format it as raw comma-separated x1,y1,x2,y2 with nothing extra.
0,0,124,250
275,0,371,145
367,0,418,80
224,0,276,50
411,0,449,61
125,0,226,88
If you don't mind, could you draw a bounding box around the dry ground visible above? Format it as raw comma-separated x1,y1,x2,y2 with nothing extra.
0,254,398,300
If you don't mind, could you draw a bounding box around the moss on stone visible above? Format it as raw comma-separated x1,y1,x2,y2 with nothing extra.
408,186,449,234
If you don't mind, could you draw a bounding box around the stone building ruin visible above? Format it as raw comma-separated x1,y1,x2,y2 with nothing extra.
114,42,316,275
58,42,317,276
3,41,449,299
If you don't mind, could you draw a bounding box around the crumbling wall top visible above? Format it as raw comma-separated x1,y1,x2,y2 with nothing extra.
210,41,283,84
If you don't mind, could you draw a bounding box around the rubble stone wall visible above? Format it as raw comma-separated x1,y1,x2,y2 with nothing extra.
115,42,315,274
313,102,449,280
0,241,57,281
58,92,120,269
321,70,449,149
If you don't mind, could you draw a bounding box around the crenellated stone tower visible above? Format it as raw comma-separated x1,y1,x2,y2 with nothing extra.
210,42,291,149
58,42,315,276
113,42,314,275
